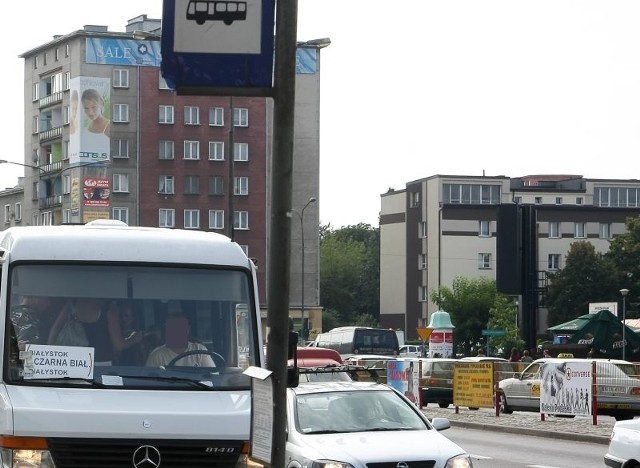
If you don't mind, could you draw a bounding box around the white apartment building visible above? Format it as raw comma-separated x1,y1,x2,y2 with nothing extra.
380,174,640,343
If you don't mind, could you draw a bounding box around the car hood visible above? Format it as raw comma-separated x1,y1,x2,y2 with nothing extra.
2,385,251,439
292,429,465,463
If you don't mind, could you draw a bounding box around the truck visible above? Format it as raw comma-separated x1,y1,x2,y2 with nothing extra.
0,220,264,467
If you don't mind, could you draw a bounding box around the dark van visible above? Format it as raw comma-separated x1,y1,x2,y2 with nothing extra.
313,326,400,359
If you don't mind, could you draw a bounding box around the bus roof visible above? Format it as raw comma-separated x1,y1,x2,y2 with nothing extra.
0,222,251,268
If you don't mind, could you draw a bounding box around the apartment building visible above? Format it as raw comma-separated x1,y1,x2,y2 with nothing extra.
380,174,640,341
8,14,326,329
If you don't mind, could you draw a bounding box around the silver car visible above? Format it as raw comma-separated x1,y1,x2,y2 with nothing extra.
285,381,474,468
498,358,640,420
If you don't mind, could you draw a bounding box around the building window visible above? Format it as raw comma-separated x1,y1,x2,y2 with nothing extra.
64,72,71,90
159,140,175,160
419,286,429,302
113,174,129,193
62,175,71,194
184,140,200,160
113,104,129,123
63,209,71,224
209,210,224,229
159,175,174,194
113,69,129,88
443,183,501,205
209,176,224,195
65,44,70,57
419,254,427,270
4,205,9,224
184,106,200,125
32,116,39,134
184,209,200,229
478,253,492,269
549,221,560,239
55,48,60,61
112,139,129,158
410,191,420,207
32,83,39,102
240,245,249,257
208,141,224,160
574,222,586,238
548,254,561,271
514,196,522,204
159,105,175,124
535,197,543,204
113,207,129,224
555,197,562,205
595,187,640,208
479,220,491,237
234,211,249,230
41,211,53,226
63,140,70,160
233,142,248,161
233,108,248,127
209,107,224,126
34,56,39,69
234,176,248,195
576,197,583,205
14,203,21,221
184,176,200,194
159,209,175,228
158,71,171,89
63,105,70,125
420,221,427,238
599,222,612,239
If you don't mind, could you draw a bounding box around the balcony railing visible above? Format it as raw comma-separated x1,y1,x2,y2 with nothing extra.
39,160,63,175
39,92,64,109
39,126,63,142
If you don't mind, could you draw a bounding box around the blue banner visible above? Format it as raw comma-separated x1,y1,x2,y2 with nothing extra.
86,38,162,67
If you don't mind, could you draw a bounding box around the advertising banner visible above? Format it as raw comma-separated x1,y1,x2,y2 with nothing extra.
83,178,110,207
69,77,111,165
386,359,420,406
540,361,592,416
453,362,494,408
86,38,161,67
429,331,453,358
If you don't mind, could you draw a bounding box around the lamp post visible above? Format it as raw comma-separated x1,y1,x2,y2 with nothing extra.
294,196,316,343
621,288,629,361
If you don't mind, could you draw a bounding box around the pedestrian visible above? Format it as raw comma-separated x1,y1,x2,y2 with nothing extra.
509,347,521,362
520,349,533,362
543,348,551,358
477,348,486,357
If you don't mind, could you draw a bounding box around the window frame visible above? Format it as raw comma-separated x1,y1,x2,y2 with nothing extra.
159,208,175,228
478,253,492,269
184,140,200,160
209,209,225,229
184,106,200,125
112,103,130,123
113,69,130,88
159,105,175,124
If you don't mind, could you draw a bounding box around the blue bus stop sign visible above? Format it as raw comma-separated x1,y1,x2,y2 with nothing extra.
161,0,276,95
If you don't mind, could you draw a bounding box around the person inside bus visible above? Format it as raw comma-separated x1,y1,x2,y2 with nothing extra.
145,302,215,368
49,298,144,365
10,295,63,349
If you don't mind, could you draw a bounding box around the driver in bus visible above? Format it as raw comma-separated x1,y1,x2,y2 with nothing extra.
146,303,215,368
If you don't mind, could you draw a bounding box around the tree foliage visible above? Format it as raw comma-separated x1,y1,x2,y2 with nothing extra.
319,223,380,328
486,295,524,358
605,215,640,310
430,277,499,356
546,241,617,326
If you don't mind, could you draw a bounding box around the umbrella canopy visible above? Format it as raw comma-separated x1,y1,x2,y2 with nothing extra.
548,309,640,360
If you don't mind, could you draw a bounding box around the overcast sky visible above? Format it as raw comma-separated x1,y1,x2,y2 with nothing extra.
2,1,640,228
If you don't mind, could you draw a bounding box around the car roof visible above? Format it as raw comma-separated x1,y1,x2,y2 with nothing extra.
460,356,508,362
290,380,391,396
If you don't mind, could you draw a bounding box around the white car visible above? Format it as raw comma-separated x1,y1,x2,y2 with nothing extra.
605,417,640,467
400,344,426,357
285,381,474,468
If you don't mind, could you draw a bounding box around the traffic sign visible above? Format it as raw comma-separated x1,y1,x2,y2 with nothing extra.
416,327,433,341
482,329,506,337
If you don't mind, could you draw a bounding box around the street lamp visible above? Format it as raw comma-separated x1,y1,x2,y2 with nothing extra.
621,288,630,361
293,196,317,343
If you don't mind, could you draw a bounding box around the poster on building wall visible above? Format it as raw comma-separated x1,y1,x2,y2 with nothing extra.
68,77,111,165
82,178,110,207
86,38,161,67
429,331,453,358
70,177,80,216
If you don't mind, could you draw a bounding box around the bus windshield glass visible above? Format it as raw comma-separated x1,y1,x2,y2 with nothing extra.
5,263,258,389
353,328,399,356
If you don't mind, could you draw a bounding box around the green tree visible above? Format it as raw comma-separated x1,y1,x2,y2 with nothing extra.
430,277,498,356
546,241,617,326
606,215,640,309
319,223,380,325
486,295,524,358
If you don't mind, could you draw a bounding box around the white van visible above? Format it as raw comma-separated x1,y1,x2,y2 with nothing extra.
0,221,264,467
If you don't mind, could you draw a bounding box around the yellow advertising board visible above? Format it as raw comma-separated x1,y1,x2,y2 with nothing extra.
453,362,495,408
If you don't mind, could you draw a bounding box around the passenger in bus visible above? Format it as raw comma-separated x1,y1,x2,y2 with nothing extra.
49,298,144,366
10,295,63,349
146,305,215,368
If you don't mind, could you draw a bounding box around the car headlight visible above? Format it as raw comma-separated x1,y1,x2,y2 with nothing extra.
0,447,56,467
311,461,355,468
445,454,474,468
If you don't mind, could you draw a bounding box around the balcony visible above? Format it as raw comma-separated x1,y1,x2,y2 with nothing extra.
39,126,63,143
39,195,62,209
39,92,64,109
39,160,63,175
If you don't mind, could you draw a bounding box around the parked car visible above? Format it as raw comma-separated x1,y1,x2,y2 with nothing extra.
290,347,352,383
604,417,640,467
498,358,640,420
399,344,426,357
285,381,474,468
419,357,459,408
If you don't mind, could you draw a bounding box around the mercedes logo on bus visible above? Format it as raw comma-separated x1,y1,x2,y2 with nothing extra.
132,445,161,468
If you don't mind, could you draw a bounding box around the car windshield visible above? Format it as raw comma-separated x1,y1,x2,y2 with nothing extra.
294,389,428,434
6,263,259,390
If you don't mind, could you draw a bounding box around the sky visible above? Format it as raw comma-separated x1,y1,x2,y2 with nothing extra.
2,1,640,228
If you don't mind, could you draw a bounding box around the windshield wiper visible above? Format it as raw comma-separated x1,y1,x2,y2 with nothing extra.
27,377,108,388
120,374,215,390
